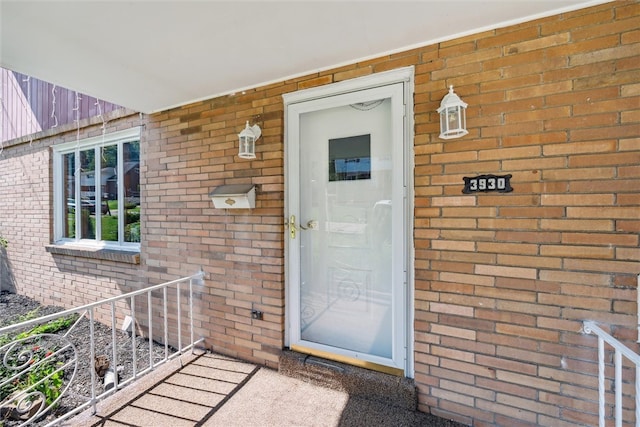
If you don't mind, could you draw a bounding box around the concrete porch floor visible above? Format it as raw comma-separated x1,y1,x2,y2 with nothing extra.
70,351,466,427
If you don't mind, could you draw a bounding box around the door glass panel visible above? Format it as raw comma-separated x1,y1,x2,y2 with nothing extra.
329,135,371,181
299,98,393,358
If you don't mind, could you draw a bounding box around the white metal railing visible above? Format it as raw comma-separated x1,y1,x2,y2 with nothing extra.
0,270,205,426
582,321,640,427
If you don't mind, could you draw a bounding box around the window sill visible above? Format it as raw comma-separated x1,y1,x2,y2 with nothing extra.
45,244,140,264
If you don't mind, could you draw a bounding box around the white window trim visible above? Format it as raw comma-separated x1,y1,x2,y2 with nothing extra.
53,127,141,252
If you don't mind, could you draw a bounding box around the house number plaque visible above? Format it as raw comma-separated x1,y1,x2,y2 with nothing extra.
463,174,513,194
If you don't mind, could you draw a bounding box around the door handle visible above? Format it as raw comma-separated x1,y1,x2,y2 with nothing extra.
288,216,317,237
300,220,318,230
289,215,297,239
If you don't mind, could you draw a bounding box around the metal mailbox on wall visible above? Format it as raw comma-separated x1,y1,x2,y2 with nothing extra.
209,184,256,209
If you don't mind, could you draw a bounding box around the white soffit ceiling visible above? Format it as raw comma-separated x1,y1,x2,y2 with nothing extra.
1,0,609,113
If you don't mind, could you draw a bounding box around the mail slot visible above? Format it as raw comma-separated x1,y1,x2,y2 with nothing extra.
209,184,255,209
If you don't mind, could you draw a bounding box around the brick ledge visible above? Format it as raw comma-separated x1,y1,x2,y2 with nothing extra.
45,245,140,264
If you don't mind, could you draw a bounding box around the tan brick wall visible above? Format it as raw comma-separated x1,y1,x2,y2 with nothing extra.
143,2,639,425
142,90,287,366
410,3,640,426
1,2,638,426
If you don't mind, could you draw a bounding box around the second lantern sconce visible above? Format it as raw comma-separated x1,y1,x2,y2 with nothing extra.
238,121,262,159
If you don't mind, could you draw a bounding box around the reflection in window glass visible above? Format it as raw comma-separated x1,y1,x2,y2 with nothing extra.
100,145,118,242
63,152,76,238
79,148,97,239
328,134,371,182
123,141,140,243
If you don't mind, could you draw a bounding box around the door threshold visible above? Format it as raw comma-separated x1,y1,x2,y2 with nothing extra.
289,344,404,377
280,348,416,411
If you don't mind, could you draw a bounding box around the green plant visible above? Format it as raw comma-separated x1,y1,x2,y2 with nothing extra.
125,210,140,223
100,215,119,240
16,308,41,323
25,348,64,406
0,346,64,409
0,315,77,405
14,315,77,340
0,235,7,248
125,222,140,242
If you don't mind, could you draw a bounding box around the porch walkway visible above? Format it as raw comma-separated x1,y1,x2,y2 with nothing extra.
70,351,464,427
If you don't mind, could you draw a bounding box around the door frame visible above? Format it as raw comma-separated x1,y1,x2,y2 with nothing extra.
282,66,415,377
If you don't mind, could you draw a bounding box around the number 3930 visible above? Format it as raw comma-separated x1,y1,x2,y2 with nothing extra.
463,174,513,194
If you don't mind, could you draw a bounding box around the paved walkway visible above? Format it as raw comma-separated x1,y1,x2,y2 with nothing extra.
71,351,464,427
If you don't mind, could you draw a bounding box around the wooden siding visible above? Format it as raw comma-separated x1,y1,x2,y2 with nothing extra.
1,68,123,143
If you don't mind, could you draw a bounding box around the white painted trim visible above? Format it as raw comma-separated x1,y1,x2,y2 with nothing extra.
52,150,64,240
54,127,141,153
403,74,416,380
283,67,413,105
52,127,141,249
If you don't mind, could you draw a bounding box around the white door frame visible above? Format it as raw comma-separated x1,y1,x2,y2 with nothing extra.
283,66,415,377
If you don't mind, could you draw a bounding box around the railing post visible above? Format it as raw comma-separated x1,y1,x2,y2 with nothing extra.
89,308,97,415
148,291,153,369
598,335,605,427
163,286,168,360
190,276,194,351
636,367,640,427
110,302,119,390
615,349,622,427
177,281,182,352
130,295,137,379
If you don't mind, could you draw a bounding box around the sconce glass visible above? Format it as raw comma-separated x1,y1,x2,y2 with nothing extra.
437,85,468,139
238,121,262,159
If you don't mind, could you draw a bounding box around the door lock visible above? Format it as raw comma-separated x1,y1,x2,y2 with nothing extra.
289,215,297,239
288,215,318,238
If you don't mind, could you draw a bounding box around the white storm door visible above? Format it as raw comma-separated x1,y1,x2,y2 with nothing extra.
286,81,406,372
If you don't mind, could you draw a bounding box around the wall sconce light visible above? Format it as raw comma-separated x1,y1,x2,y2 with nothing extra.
238,121,262,159
437,85,468,139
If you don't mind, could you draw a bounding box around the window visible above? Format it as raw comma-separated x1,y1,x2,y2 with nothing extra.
53,128,140,250
328,134,371,182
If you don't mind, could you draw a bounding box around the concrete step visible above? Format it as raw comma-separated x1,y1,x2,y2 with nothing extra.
278,350,417,412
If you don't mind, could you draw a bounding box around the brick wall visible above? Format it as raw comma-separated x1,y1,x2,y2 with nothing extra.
142,92,287,365
142,2,638,425
1,2,638,426
411,3,639,425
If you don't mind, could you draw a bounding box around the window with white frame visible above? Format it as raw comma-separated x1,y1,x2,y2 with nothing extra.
53,128,140,250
